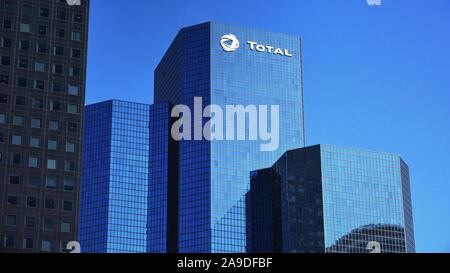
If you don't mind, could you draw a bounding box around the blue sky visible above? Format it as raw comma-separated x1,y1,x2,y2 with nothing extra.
86,0,450,253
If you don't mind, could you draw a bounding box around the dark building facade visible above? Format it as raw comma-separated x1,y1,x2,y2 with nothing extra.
79,100,150,253
0,0,89,252
147,102,179,253
247,145,416,253
152,22,305,253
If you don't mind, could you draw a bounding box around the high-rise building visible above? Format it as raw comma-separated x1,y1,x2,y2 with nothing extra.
247,145,416,253
79,100,150,253
0,0,89,253
152,22,305,253
147,102,179,253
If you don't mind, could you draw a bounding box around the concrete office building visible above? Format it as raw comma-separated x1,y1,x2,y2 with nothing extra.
0,0,89,253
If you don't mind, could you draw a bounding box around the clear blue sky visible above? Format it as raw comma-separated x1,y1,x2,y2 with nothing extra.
86,0,450,253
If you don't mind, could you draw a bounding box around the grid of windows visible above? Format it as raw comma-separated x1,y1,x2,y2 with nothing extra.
153,22,305,253
247,145,415,253
147,103,178,253
0,0,89,253
80,100,150,253
154,22,305,253
321,145,415,253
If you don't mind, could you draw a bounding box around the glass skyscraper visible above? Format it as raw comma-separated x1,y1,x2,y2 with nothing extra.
79,100,150,253
0,0,89,253
147,102,179,253
247,145,416,253
153,22,305,253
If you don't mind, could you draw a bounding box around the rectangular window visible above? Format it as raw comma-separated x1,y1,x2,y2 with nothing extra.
32,98,43,109
28,156,39,168
30,137,40,148
67,122,77,133
15,96,26,106
52,64,63,74
6,215,16,226
46,177,57,189
67,104,78,114
64,179,74,191
73,13,83,23
47,159,57,170
68,85,79,96
61,221,72,233
38,25,47,35
66,142,76,153
20,23,30,33
11,153,21,165
41,240,52,252
13,115,24,126
34,80,45,90
19,40,30,51
0,37,12,47
4,1,15,12
43,218,53,230
22,4,32,15
10,174,20,185
18,58,28,69
56,28,65,38
28,176,39,188
31,118,41,129
2,37,12,47
23,238,34,249
49,120,59,131
52,82,62,92
40,7,49,17
36,43,47,53
27,196,37,208
12,134,22,145
7,196,18,206
71,31,81,41
63,201,73,212
48,140,57,150
4,236,15,248
35,62,45,72
54,46,64,56
3,19,12,29
0,93,8,103
65,161,76,172
25,217,36,228
17,77,27,87
49,100,61,111
0,75,9,85
45,199,55,210
71,48,81,58
69,66,80,77
56,10,66,20
1,56,11,66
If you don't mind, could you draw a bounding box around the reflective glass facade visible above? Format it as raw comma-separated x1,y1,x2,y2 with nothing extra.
154,22,305,253
147,102,178,253
80,100,149,253
321,145,415,253
247,145,415,253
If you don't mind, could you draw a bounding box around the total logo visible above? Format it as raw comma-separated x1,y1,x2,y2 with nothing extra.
220,34,293,57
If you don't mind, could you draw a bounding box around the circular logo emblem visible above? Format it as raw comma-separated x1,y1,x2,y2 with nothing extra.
220,34,240,52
